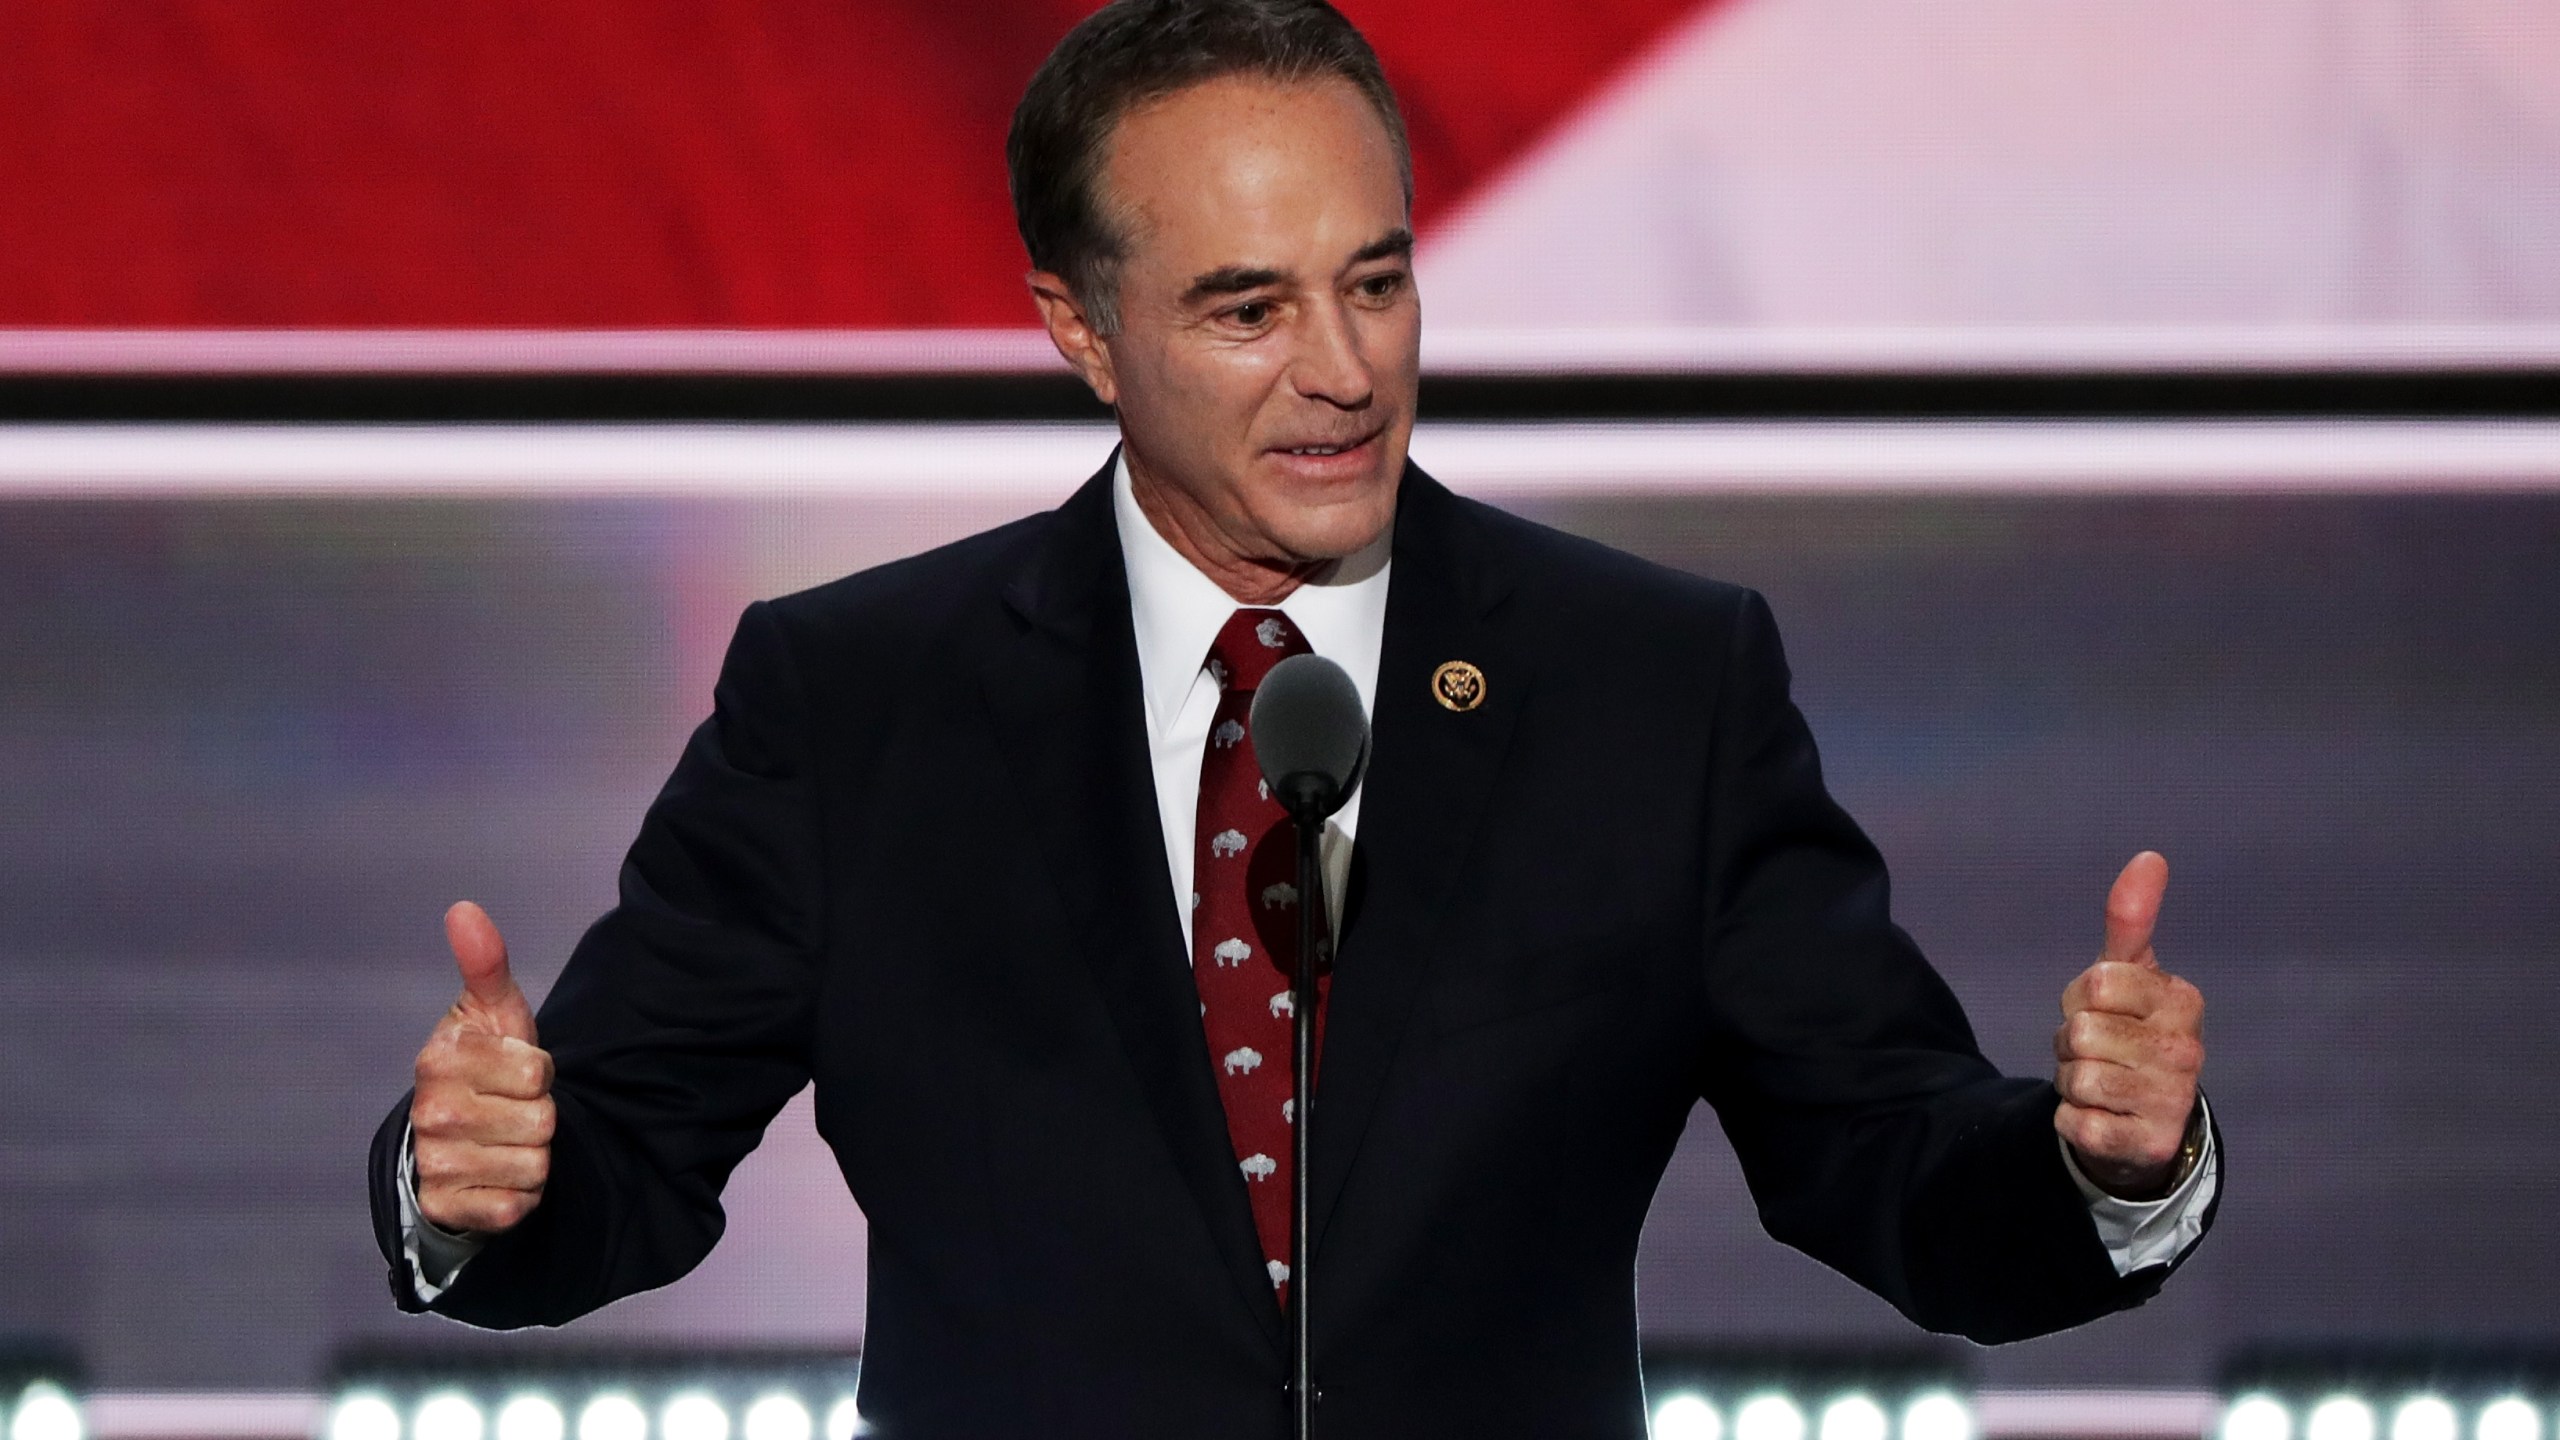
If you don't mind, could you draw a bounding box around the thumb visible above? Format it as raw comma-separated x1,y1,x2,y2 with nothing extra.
2100,850,2169,967
445,900,536,1043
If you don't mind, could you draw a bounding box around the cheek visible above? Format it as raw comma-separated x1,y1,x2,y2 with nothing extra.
1356,307,1423,402
1143,345,1274,428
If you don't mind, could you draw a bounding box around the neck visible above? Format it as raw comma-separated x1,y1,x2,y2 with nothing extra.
1126,449,1328,606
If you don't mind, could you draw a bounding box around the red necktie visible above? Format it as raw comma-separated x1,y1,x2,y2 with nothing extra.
1191,606,1328,1305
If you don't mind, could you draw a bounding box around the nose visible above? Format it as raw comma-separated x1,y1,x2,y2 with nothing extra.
1289,294,1375,411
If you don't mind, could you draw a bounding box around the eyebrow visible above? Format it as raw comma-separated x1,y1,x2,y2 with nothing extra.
1178,227,1416,307
1349,227,1416,266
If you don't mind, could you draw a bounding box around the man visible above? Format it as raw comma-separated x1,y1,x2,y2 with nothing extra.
374,2,2218,1434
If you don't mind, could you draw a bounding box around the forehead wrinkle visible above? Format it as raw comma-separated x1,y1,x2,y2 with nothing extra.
1103,77,1411,324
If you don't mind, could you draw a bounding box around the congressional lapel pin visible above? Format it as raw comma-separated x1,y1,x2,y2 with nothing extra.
1432,660,1486,712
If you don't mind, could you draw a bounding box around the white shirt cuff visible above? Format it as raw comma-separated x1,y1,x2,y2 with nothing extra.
397,1119,488,1302
2063,1094,2219,1276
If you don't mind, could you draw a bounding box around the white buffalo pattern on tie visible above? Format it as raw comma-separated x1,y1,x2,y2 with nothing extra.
1190,606,1328,1307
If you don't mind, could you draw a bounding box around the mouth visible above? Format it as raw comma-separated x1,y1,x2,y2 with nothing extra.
1268,427,1385,466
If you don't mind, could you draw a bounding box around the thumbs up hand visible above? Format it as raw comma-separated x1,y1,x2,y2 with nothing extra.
2054,852,2206,1199
410,901,555,1235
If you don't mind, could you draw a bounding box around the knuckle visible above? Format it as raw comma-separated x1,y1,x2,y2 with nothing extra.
2065,1110,2112,1153
529,1098,558,1145
414,1144,455,1184
412,1098,461,1136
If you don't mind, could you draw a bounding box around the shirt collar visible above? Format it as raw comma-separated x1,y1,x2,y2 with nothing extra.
1113,448,1393,737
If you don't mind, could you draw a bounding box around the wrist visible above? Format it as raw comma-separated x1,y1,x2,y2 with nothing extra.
2082,1105,2207,1201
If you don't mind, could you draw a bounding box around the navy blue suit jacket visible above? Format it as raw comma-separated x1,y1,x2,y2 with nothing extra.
372,458,2203,1437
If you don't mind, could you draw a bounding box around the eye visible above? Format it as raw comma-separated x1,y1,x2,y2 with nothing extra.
1228,300,1274,328
1357,271,1405,301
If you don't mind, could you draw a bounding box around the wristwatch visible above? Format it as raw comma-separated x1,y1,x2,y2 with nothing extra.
2167,1101,2209,1189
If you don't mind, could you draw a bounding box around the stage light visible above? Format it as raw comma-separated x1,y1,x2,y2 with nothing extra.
2310,1396,2378,1440
2478,1398,2541,1440
824,1396,863,1440
414,1391,486,1440
1822,1395,1888,1440
328,1392,404,1440
662,1391,731,1440
6,1386,81,1440
2225,1394,2295,1440
1656,1394,1724,1440
1904,1390,1973,1440
2395,1398,2460,1440
741,1394,813,1440
576,1393,647,1440
1738,1393,1809,1440
495,1395,565,1440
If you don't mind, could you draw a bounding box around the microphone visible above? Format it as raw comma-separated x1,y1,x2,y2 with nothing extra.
1247,652,1367,1440
1250,653,1369,822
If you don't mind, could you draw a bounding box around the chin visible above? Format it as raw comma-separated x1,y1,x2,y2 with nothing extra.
1249,446,1403,556
1261,487,1398,562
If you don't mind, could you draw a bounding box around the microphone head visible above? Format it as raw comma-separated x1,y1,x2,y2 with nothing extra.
1250,653,1370,820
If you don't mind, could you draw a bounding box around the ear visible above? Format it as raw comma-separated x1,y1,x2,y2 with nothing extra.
1027,271,1119,408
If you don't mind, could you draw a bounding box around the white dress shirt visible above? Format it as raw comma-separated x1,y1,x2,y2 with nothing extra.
1113,452,1390,954
401,450,2212,1298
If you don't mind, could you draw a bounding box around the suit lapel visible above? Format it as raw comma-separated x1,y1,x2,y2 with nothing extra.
980,457,1289,1352
1310,468,1531,1254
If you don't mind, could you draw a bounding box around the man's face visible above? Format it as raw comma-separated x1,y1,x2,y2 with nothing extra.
1043,74,1420,574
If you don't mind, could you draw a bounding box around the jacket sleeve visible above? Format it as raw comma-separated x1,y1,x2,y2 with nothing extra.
367,599,829,1327
1691,588,2208,1342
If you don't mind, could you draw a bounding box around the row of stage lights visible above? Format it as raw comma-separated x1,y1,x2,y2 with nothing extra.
11,1337,2560,1439
1642,1347,1972,1440
322,1350,862,1440
2216,1343,2560,1440
326,1389,860,1440
1650,1388,1975,1440
2223,1394,2553,1440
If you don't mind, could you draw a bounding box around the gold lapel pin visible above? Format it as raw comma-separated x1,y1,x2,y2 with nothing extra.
1432,660,1486,712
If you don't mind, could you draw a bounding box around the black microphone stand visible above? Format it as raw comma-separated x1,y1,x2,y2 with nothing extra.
1253,651,1367,1440
1280,778,1331,1440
